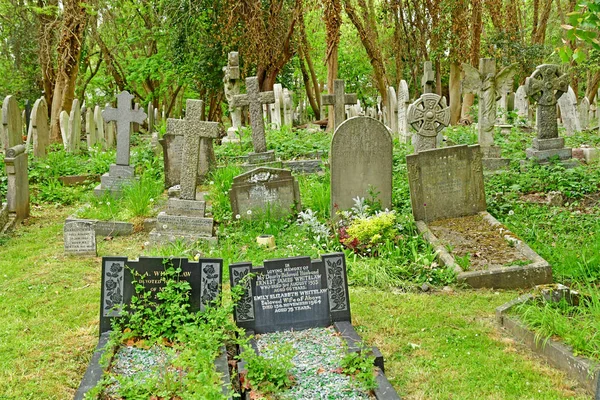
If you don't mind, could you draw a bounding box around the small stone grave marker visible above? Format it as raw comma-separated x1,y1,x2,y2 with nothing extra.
229,167,301,219
64,221,96,256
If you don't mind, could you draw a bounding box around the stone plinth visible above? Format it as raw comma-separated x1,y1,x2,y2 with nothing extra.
94,164,136,197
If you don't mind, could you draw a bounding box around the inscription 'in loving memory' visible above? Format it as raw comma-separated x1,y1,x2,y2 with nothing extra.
254,264,327,314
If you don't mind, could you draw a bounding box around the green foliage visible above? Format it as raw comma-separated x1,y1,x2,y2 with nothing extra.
298,171,330,218
559,0,600,63
240,343,296,396
343,211,398,253
205,165,242,223
340,348,378,392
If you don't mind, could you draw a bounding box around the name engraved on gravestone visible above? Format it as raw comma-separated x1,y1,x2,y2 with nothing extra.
230,253,351,334
99,256,223,335
64,221,96,255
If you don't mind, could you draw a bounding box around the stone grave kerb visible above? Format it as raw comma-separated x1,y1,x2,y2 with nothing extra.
179,99,221,201
407,93,450,153
231,77,275,154
102,91,147,166
321,79,358,132
422,61,435,94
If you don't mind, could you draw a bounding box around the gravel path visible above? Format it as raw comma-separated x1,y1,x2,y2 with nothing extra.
256,327,373,399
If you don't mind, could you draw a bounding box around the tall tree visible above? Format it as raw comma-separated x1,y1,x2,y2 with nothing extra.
323,0,342,130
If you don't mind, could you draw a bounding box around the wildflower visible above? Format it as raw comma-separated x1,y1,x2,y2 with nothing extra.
209,181,215,185
149,198,154,203
106,202,111,206
247,209,252,215
235,214,241,220
508,210,514,215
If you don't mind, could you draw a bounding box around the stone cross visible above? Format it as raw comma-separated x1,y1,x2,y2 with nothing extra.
422,61,435,94
102,91,147,165
231,77,275,153
322,79,358,132
462,58,517,150
525,64,568,140
2,95,23,151
407,93,450,152
175,99,221,201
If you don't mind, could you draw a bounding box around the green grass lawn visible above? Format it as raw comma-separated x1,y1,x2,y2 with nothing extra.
0,204,590,399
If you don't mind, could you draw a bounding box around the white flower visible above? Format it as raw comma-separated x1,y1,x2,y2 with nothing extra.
209,181,215,185
106,202,111,206
45,165,50,169
508,210,514,215
246,209,252,215
235,214,241,219
149,198,154,203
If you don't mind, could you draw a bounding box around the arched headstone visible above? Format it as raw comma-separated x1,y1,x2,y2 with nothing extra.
330,117,392,216
30,97,49,158
2,95,23,151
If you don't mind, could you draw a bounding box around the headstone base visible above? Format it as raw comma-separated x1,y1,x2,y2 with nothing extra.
222,127,240,144
155,212,213,235
525,147,572,162
482,157,511,171
149,230,218,245
496,124,513,135
94,164,136,197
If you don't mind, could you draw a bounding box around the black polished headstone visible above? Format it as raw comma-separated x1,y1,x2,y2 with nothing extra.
99,256,222,335
230,253,351,334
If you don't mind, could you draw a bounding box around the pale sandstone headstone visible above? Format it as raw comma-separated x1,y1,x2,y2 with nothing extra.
2,95,23,151
398,80,410,142
557,86,581,135
68,99,81,153
579,97,590,130
104,103,116,149
94,106,105,149
59,110,69,149
387,86,398,135
406,144,486,222
283,89,293,127
321,79,358,132
5,144,29,221
229,167,301,220
515,85,530,122
86,106,98,148
29,97,49,158
330,117,392,216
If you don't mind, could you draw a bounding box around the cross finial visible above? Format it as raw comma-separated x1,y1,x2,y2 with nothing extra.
102,91,147,165
321,79,358,132
524,64,568,107
422,61,435,94
231,77,275,153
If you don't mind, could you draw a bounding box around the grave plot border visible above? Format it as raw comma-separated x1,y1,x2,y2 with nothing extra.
237,321,401,400
76,256,231,399
74,335,232,400
416,211,552,289
65,216,156,237
225,150,326,174
496,295,600,398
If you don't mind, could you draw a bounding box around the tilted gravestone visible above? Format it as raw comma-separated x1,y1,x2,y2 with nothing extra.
64,221,97,256
557,86,581,136
407,93,450,153
231,76,275,154
406,144,486,223
462,58,516,170
5,144,29,221
29,97,49,158
68,99,82,153
330,117,392,216
95,91,147,196
2,95,23,152
322,79,358,132
524,64,573,164
229,167,301,220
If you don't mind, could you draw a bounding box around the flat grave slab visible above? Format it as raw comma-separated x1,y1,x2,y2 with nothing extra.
496,293,600,397
230,253,400,399
75,256,230,399
416,212,552,289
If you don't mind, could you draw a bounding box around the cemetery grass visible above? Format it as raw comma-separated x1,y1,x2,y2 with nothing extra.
0,206,591,399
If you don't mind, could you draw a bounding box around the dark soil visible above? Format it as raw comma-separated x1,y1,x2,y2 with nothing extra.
428,214,531,271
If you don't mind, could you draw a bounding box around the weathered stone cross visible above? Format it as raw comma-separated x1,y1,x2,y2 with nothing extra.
525,64,569,140
422,61,435,94
321,79,358,132
407,93,450,153
102,91,147,166
231,77,275,154
170,99,221,201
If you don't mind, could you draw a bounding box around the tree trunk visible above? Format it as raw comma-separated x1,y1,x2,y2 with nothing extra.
37,0,58,112
298,48,320,120
324,0,342,131
586,71,600,103
49,0,88,143
449,62,461,125
532,0,553,44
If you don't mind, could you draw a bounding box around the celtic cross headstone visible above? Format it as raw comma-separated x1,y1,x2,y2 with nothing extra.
407,93,450,153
